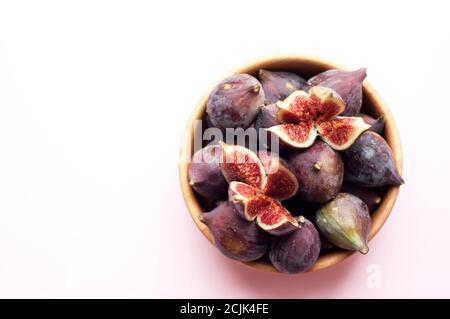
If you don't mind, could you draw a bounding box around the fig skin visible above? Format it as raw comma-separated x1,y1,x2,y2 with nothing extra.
316,193,370,254
202,202,268,262
259,69,307,104
357,113,385,134
342,131,404,187
254,104,289,154
206,74,265,130
307,68,366,116
289,141,344,203
341,183,382,212
189,144,228,199
269,217,321,274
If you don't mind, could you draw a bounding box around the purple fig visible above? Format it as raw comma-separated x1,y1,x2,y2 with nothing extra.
259,69,307,104
202,202,268,262
342,131,404,187
289,141,344,203
316,193,370,254
269,217,321,274
307,68,367,116
341,183,382,212
254,104,279,129
189,144,227,199
357,113,385,134
206,74,265,129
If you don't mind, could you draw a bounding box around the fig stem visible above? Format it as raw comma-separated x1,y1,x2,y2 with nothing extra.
313,162,322,171
252,84,260,94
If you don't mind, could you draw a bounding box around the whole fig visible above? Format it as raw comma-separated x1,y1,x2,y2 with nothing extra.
206,74,265,129
188,144,227,199
269,217,321,274
316,193,370,254
202,202,268,262
342,131,404,187
259,69,307,104
307,68,366,116
289,141,344,203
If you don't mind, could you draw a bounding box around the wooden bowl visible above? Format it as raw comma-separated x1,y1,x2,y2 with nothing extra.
179,55,403,273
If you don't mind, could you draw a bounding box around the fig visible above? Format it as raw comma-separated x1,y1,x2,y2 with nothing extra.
219,142,267,190
269,217,321,274
206,74,265,130
289,141,344,203
202,202,268,262
188,144,228,199
307,68,367,116
341,183,382,212
342,131,404,187
257,151,298,200
259,69,307,104
267,86,370,150
254,104,279,130
228,182,299,236
356,113,385,134
316,193,370,254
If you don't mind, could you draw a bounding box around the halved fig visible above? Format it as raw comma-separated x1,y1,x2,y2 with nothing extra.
257,151,298,200
268,86,368,150
228,182,299,236
317,117,370,150
307,68,367,116
228,182,265,220
309,86,346,123
219,142,267,190
267,122,317,148
256,199,299,236
276,90,316,123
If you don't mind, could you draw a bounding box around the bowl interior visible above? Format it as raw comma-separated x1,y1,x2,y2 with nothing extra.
179,55,402,273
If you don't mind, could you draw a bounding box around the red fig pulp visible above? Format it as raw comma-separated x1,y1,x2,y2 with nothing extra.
267,87,369,150
228,182,299,236
257,151,298,200
307,68,367,116
219,142,267,190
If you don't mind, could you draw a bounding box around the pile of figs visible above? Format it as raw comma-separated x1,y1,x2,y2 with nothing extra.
188,68,404,274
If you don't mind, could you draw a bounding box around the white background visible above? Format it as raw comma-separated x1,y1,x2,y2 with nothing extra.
0,0,449,298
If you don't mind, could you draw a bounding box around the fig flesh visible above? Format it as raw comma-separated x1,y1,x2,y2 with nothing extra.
188,144,228,199
228,182,299,236
269,217,321,274
289,141,343,203
267,86,369,150
202,202,268,262
257,151,298,200
219,142,298,200
206,74,265,129
259,69,307,104
316,193,371,254
307,68,367,116
219,142,267,190
342,131,404,187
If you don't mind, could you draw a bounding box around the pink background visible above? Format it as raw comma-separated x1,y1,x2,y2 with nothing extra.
0,1,449,298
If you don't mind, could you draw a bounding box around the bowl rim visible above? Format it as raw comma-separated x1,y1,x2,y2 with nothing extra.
179,54,403,274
